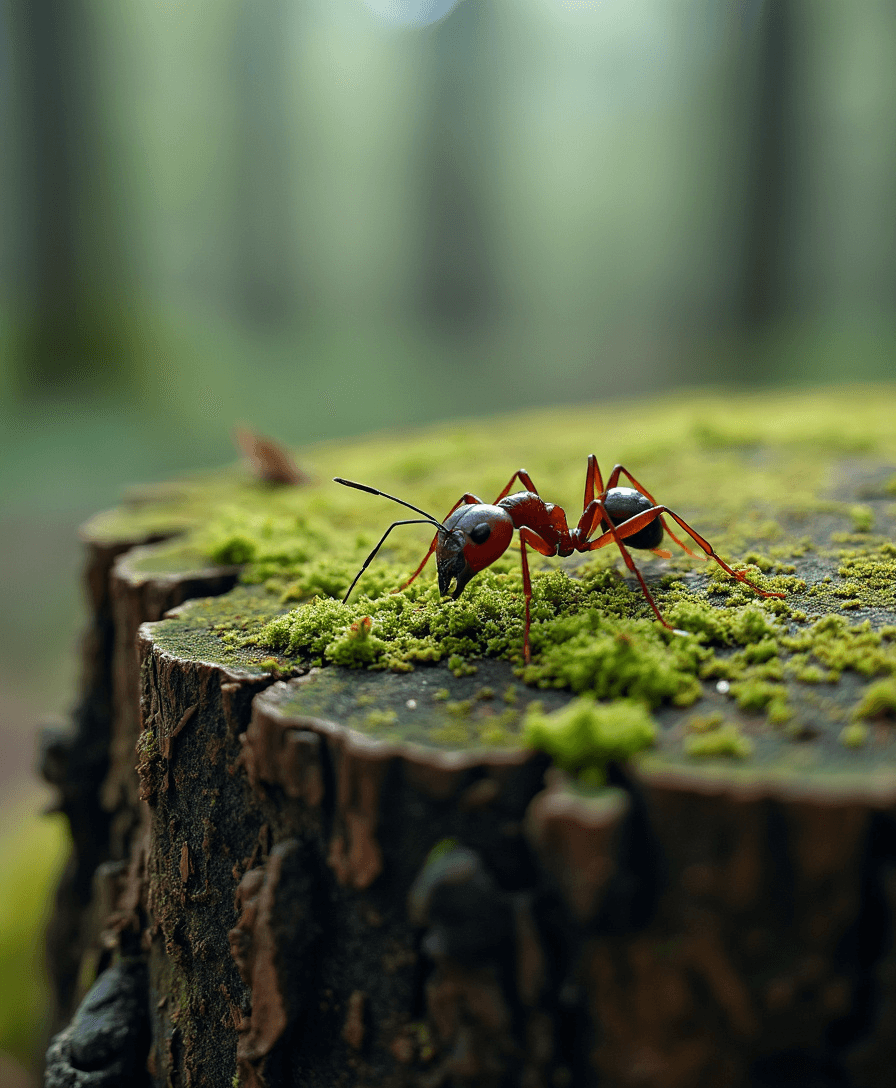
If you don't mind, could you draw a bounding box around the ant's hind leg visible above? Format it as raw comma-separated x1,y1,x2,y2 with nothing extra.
592,505,785,600
585,515,684,632
605,463,704,560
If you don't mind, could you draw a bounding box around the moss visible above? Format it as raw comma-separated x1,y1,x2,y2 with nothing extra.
850,505,875,532
366,708,398,729
685,725,753,760
445,700,473,718
128,388,896,745
729,678,789,714
448,654,479,678
686,710,725,733
430,722,474,746
523,695,656,781
208,532,257,565
853,678,896,720
840,722,869,749
327,616,387,668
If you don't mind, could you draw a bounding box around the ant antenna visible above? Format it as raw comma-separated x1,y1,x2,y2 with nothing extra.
334,478,457,603
333,478,448,531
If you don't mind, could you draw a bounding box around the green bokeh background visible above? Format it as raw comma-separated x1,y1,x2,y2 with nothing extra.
1,0,895,1078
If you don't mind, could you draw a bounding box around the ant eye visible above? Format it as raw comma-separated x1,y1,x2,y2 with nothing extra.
469,522,492,545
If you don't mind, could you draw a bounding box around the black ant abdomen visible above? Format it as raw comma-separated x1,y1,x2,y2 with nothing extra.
603,487,664,550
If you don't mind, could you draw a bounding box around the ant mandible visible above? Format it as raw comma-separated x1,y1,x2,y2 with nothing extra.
335,457,785,665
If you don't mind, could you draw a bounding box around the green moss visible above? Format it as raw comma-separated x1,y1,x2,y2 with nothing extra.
327,616,388,668
365,708,398,729
850,505,875,532
840,722,869,749
124,388,896,742
430,721,474,746
445,700,473,718
686,710,725,733
729,678,789,714
853,678,896,720
685,725,753,759
208,532,257,565
523,695,656,781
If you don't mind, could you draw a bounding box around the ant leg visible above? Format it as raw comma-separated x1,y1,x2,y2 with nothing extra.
345,519,442,602
574,498,604,544
518,527,557,664
582,454,606,510
604,464,703,560
396,493,483,591
494,469,540,502
589,505,786,600
584,508,682,631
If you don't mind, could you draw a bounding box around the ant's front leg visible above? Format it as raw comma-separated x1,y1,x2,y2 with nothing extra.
395,493,483,592
517,527,557,664
493,469,540,502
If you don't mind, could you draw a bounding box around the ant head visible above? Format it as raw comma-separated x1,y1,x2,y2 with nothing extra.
437,504,514,598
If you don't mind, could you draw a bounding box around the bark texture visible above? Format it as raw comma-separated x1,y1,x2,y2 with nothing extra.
41,523,240,1038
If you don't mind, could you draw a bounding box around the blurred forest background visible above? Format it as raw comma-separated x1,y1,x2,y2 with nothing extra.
1,0,895,1080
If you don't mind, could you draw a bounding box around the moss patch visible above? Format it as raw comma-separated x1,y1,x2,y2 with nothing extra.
129,387,896,778
523,695,656,784
685,724,754,760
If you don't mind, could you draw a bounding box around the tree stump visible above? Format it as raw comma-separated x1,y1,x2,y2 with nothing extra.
42,392,896,1087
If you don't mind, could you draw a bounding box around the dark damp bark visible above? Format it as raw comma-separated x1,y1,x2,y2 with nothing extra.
40,524,240,1039
122,636,896,1088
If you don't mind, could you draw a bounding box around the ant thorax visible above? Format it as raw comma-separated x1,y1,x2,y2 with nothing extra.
498,491,570,549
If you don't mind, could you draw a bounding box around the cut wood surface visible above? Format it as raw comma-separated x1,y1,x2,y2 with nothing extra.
41,390,896,1087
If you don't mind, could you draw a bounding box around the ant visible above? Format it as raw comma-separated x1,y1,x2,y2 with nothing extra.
335,457,784,665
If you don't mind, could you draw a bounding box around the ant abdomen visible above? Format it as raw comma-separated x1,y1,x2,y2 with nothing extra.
603,487,663,550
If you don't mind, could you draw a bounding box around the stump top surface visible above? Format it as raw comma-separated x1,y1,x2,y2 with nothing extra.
108,387,896,788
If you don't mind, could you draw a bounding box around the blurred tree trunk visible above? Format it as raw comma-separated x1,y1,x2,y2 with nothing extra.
737,0,799,340
416,2,498,336
230,0,298,327
11,0,133,391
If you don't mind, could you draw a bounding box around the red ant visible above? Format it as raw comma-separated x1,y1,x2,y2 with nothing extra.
335,457,784,665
